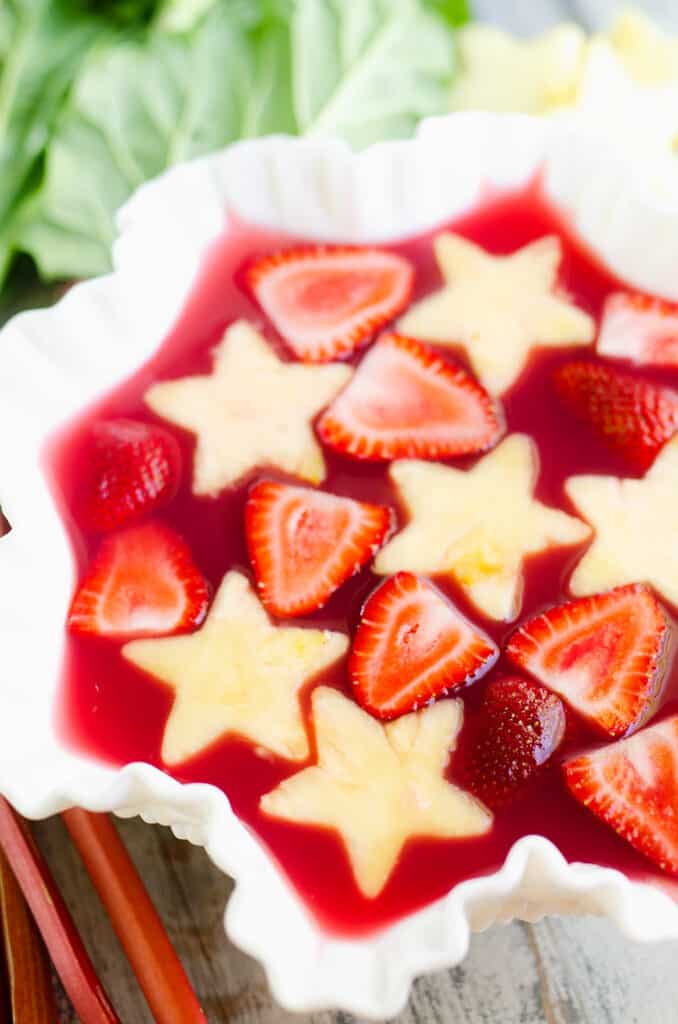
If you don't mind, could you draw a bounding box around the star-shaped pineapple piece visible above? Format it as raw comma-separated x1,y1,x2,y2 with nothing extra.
374,434,590,621
606,11,678,86
123,571,348,766
261,688,490,898
145,320,352,495
449,23,586,114
398,234,595,394
566,436,678,605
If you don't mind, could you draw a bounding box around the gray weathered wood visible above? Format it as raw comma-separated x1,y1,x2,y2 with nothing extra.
31,814,678,1024
473,0,678,33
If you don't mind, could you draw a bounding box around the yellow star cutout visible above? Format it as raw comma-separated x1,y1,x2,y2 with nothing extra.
261,688,490,898
449,23,586,114
398,234,595,394
145,320,352,495
123,571,348,766
566,436,678,605
606,11,678,86
374,434,590,621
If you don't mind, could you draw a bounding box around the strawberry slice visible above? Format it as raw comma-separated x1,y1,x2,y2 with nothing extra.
79,418,182,533
564,715,678,875
245,246,414,363
350,572,498,720
68,523,209,638
245,480,392,617
507,585,667,740
554,360,678,470
598,291,678,368
317,333,503,461
462,677,567,809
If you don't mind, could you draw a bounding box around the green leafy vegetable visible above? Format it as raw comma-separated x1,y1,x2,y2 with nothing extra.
5,0,468,287
424,0,469,28
291,0,458,146
155,0,220,32
20,5,295,278
0,1,111,281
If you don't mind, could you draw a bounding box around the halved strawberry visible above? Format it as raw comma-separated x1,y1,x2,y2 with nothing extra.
317,333,503,461
245,480,392,617
554,360,678,470
350,572,498,720
598,291,678,368
245,246,414,362
68,523,209,638
78,419,182,533
462,677,567,809
564,715,678,875
507,585,668,739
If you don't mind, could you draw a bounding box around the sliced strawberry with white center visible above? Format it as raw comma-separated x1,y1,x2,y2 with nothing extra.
507,584,668,739
245,246,414,362
565,715,678,875
350,572,498,720
245,480,392,618
317,333,503,461
68,523,209,638
554,360,678,470
598,291,678,368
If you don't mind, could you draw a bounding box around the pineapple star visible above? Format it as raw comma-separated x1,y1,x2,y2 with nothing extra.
374,434,591,621
566,436,678,605
605,10,678,87
449,23,586,114
145,320,352,495
398,233,595,394
123,571,348,766
261,688,491,898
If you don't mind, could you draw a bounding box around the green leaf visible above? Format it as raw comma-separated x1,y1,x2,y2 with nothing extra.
0,1,110,283
423,0,470,28
155,0,219,33
290,0,458,147
20,5,296,280
155,0,272,34
72,1,163,27
20,0,462,283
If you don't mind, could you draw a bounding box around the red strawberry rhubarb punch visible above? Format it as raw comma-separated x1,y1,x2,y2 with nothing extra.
48,184,678,936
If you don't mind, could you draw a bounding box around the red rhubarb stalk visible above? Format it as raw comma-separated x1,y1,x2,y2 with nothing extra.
0,848,59,1023
62,808,207,1024
0,797,120,1023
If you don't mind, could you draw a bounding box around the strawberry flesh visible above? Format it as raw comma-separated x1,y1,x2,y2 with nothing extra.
462,677,567,809
554,360,678,470
68,522,209,638
78,419,182,533
245,480,392,617
350,572,498,720
317,333,503,461
565,715,678,875
599,291,678,368
245,246,414,362
507,584,668,739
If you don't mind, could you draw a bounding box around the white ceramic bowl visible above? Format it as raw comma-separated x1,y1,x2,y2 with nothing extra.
1,113,678,1018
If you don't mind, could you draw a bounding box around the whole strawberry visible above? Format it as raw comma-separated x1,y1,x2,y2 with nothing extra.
78,419,182,533
554,360,678,471
462,677,566,809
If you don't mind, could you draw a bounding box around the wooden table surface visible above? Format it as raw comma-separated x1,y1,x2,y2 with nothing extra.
29,2,678,1021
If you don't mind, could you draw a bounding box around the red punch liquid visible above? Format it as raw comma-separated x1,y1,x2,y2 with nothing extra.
46,183,678,937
